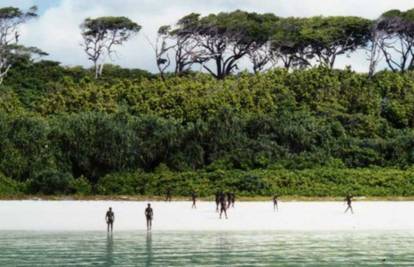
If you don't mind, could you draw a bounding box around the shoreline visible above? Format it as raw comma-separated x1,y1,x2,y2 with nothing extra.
2,200,414,231
2,195,414,201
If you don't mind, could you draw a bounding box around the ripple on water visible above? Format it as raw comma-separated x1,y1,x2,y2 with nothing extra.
0,231,414,266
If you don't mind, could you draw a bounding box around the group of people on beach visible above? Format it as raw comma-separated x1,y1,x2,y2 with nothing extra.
215,192,236,219
105,193,354,232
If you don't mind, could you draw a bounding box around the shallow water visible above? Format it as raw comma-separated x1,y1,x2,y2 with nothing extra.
1,231,413,266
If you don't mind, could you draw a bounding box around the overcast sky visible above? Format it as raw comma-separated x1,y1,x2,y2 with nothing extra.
6,0,414,73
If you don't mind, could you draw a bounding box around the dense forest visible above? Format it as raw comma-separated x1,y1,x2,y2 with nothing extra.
1,6,414,197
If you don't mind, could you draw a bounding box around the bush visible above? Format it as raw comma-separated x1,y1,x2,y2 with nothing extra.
92,167,414,197
28,169,75,195
0,172,22,196
1,68,414,196
69,176,92,195
96,172,146,195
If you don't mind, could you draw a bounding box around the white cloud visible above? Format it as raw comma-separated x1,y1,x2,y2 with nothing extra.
14,0,414,72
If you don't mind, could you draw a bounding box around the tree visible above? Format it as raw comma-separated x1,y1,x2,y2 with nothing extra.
270,17,313,70
160,13,209,77
375,9,414,72
248,41,273,73
366,21,384,77
80,16,141,78
149,19,201,80
200,11,268,79
0,6,40,84
148,25,174,80
301,16,371,69
172,14,206,75
247,13,279,73
174,11,266,79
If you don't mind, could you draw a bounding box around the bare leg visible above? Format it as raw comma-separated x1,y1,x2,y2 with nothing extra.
344,205,353,214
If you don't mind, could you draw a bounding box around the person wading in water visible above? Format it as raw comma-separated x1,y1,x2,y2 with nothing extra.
344,194,354,214
219,192,228,219
191,191,197,209
105,207,115,233
273,195,279,211
145,203,154,230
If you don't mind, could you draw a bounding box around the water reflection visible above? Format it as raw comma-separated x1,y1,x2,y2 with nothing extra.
105,233,114,266
145,232,153,266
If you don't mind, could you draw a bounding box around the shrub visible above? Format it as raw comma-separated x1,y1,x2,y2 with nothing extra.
0,172,22,196
28,169,75,195
69,176,92,195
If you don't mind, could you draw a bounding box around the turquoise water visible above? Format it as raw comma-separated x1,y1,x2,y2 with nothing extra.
1,231,413,266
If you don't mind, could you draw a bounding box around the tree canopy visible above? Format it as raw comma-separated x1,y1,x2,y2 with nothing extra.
80,16,141,78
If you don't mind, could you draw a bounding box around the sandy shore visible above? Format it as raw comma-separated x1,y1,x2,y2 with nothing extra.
1,200,414,231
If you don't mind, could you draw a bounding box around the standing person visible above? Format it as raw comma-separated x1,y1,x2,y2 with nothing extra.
145,203,154,230
273,195,278,212
230,193,235,208
344,194,354,214
165,188,172,202
191,191,197,209
215,191,220,212
105,207,115,233
226,192,232,209
219,192,228,219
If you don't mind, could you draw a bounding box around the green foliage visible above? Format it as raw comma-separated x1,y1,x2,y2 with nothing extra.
1,65,414,196
82,16,141,35
28,169,75,195
0,87,24,113
0,172,22,195
0,114,54,181
69,176,92,195
96,172,144,195
95,168,414,197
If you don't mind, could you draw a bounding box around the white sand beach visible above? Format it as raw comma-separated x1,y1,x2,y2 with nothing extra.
1,200,414,231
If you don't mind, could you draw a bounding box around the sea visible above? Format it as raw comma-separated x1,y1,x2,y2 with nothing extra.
1,230,413,266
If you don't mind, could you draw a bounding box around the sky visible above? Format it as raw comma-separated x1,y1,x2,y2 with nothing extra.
6,0,414,73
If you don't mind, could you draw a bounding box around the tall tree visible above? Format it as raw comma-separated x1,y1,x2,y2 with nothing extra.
302,16,372,69
366,21,384,77
0,6,40,84
175,11,266,79
248,41,273,73
247,13,279,73
80,16,141,78
148,25,173,80
170,13,206,75
375,9,414,72
270,17,313,70
150,15,204,79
